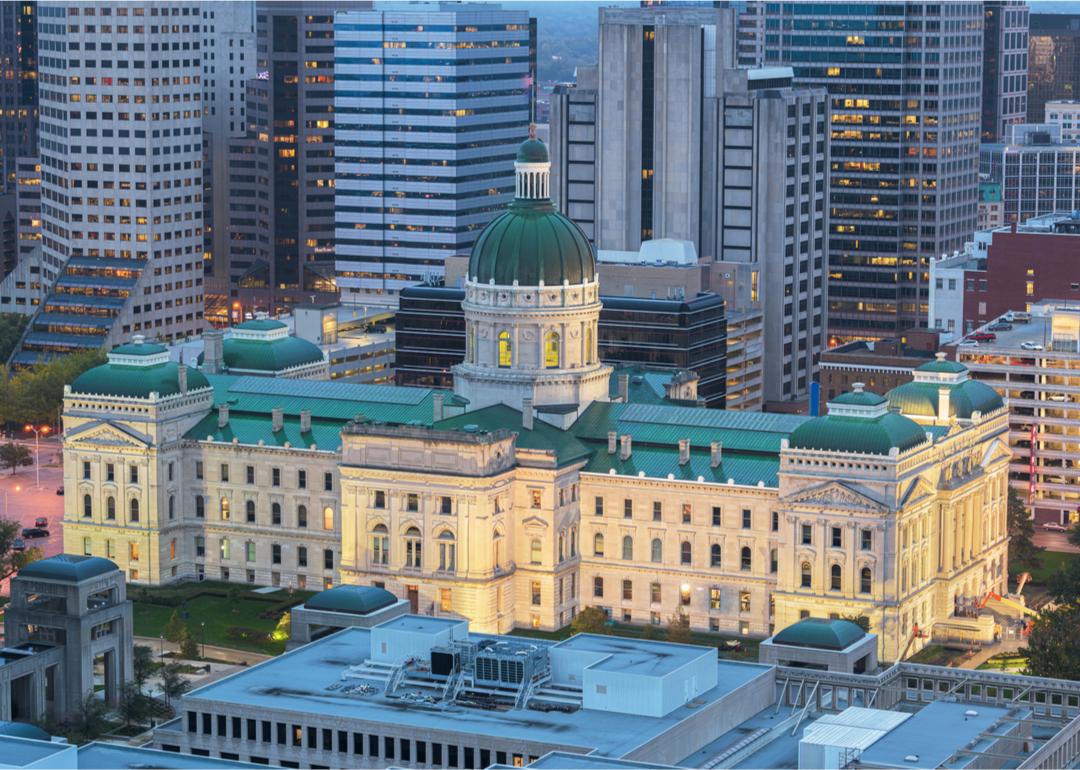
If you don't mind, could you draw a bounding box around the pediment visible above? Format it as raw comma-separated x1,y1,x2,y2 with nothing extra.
521,515,549,531
65,420,151,449
980,438,1012,467
784,480,888,514
899,475,938,508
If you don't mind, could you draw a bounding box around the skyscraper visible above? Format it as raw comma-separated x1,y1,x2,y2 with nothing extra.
0,0,37,193
13,1,205,365
333,5,534,306
1028,13,1080,123
551,6,828,405
981,1,1028,142
761,3,983,343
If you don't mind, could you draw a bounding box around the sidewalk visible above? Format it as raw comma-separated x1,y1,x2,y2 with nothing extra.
135,635,273,666
955,637,1026,670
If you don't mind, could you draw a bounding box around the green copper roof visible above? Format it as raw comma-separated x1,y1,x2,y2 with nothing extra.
468,200,595,286
886,379,1003,419
110,340,167,356
917,359,967,374
772,618,866,651
829,390,887,407
70,361,210,399
234,318,288,332
584,445,782,487
220,336,324,373
435,404,593,467
516,138,549,163
788,412,927,455
305,585,398,615
18,554,119,583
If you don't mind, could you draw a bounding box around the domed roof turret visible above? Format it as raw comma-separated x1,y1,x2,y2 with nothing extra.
886,354,1003,419
788,383,928,456
468,126,595,288
70,335,210,400
196,314,325,375
772,618,867,650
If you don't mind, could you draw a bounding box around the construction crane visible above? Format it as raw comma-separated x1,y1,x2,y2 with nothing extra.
1014,572,1032,596
900,624,929,660
978,591,1040,618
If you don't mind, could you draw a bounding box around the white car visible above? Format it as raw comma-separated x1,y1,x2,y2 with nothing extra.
1020,341,1043,350
1042,522,1069,532
957,339,978,347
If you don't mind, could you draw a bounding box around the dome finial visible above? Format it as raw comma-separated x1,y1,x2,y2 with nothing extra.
529,122,537,140
935,351,947,361
853,382,865,393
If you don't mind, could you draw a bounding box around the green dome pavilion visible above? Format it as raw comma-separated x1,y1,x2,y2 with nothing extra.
788,383,927,456
70,335,210,400
886,354,1003,420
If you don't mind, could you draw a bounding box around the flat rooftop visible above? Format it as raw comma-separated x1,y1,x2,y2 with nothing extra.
527,752,677,769
857,701,1013,769
0,734,73,768
962,313,1054,352
376,615,463,634
553,634,708,676
185,628,771,757
77,742,265,769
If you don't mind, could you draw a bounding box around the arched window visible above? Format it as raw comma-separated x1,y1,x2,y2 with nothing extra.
220,497,230,520
801,561,812,588
129,498,140,522
192,496,201,519
710,543,722,568
498,330,512,368
404,527,422,568
680,541,692,565
371,524,388,566
245,500,256,523
545,331,560,368
83,494,93,518
741,546,752,571
271,502,282,526
593,532,605,557
585,325,593,364
297,504,307,528
530,538,542,564
437,530,456,572
323,506,334,531
168,495,175,520
830,564,842,591
493,528,504,569
860,566,872,594
651,538,662,563
558,531,565,562
622,535,633,560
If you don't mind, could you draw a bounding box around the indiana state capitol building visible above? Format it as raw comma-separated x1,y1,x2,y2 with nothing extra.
61,137,1011,660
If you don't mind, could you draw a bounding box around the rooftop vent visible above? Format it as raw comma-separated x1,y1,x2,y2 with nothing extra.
904,756,920,763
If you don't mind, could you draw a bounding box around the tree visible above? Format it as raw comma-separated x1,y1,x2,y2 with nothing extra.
0,348,105,427
64,692,110,744
842,614,871,632
117,681,155,728
640,623,661,640
1069,523,1080,550
163,611,185,644
1046,555,1080,606
227,585,243,614
0,313,28,363
178,627,200,660
0,442,32,475
666,609,691,645
1022,605,1080,681
271,611,291,642
159,663,192,707
1007,487,1042,570
132,645,157,692
570,606,609,636
0,519,42,583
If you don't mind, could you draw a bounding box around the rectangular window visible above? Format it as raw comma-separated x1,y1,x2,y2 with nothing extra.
83,461,91,480
653,501,662,521
195,461,203,480
245,542,255,562
623,499,632,518
593,576,603,597
742,509,752,529
195,536,204,557
246,465,254,484
861,528,872,550
831,526,842,547
712,506,722,526
374,490,385,509
621,579,632,600
531,490,542,508
440,496,452,514
220,464,229,482
129,465,138,484
324,549,334,570
650,582,661,604
83,537,92,556
710,586,721,610
297,470,306,489
531,581,541,605
739,591,751,612
129,542,140,562
272,468,280,487
801,524,812,545
772,511,779,531
682,504,692,524
297,546,307,568
323,507,333,531
272,544,281,564
106,463,114,482
406,493,418,512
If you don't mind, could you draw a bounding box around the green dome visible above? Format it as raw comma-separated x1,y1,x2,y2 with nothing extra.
916,358,967,375
305,585,398,615
829,390,887,407
469,201,596,286
789,412,927,455
110,340,167,356
886,380,1003,419
516,138,549,163
772,618,866,650
71,359,210,399
18,555,118,583
220,336,324,373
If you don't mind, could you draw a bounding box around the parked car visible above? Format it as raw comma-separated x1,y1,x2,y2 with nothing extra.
1048,393,1069,402
12,538,25,552
1042,522,1069,532
55,486,64,496
1006,311,1032,323
968,331,997,342
957,339,978,347
34,517,48,529
20,527,47,539
1020,341,1044,350
989,322,1013,331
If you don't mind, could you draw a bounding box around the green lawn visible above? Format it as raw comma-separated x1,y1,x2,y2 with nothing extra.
130,582,315,656
906,644,972,667
510,622,761,661
1014,550,1080,584
976,653,1027,673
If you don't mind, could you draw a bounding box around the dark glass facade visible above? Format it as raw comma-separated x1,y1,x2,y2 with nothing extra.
395,287,728,407
1028,14,1080,123
0,0,37,192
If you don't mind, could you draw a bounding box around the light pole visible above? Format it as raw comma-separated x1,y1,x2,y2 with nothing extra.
23,425,49,490
159,634,164,663
200,621,206,659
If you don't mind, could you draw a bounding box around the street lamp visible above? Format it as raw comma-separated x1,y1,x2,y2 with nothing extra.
23,424,49,490
200,621,206,659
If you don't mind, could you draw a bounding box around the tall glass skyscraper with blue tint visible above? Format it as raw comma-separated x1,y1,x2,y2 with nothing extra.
334,5,534,307
761,3,982,344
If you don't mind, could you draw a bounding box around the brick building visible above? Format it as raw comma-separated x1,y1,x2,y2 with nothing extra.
818,331,941,414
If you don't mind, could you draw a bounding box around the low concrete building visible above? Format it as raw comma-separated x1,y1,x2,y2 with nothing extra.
288,585,409,649
758,618,878,674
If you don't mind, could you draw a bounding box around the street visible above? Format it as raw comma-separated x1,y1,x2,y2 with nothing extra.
1033,529,1080,554
0,435,65,560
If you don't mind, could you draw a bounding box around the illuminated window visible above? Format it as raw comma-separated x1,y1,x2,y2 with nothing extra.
498,330,512,367
544,331,560,368
585,325,593,364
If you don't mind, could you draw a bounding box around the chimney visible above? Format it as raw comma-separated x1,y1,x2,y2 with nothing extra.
678,439,690,465
938,386,951,423
177,364,188,394
522,398,534,430
711,441,722,468
618,374,629,402
217,403,229,428
433,392,444,422
607,431,617,454
203,329,224,374
299,409,311,433
272,407,284,433
619,434,632,460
